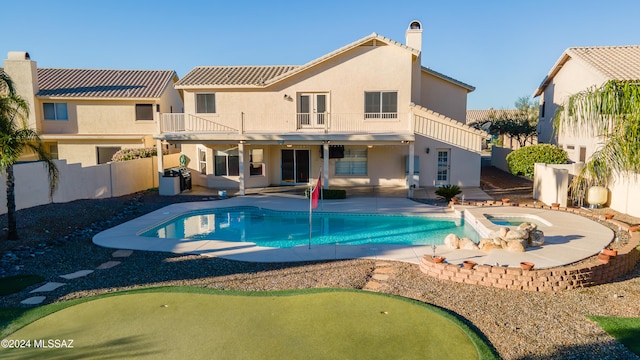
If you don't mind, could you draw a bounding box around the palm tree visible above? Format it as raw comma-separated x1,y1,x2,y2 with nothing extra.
0,72,59,239
554,80,640,197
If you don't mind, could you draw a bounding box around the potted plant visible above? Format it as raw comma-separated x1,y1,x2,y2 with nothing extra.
430,244,445,263
520,261,535,270
597,253,611,264
462,260,476,269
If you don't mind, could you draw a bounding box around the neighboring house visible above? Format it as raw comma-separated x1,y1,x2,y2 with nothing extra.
156,21,488,195
533,45,640,162
533,45,640,215
2,52,184,166
466,109,536,150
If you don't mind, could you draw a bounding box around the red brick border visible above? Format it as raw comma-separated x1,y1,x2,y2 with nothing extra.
421,203,640,292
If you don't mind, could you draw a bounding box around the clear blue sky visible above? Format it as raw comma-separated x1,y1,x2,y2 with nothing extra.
2,0,639,109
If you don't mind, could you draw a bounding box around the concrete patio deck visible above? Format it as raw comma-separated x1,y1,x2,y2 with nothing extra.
93,193,614,268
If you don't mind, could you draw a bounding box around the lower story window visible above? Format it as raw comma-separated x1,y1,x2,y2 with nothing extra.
198,148,207,175
214,149,239,176
249,148,264,176
335,148,367,175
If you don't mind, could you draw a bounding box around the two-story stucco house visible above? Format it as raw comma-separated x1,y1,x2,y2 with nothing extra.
533,45,640,216
2,51,184,166
156,21,487,196
534,45,640,162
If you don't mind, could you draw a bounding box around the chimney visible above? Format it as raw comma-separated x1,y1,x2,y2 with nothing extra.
405,20,423,52
3,51,40,130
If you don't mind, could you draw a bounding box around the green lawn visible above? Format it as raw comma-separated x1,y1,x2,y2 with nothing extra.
590,315,640,355
0,287,497,359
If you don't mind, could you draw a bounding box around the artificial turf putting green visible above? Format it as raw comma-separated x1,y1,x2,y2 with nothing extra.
0,288,496,359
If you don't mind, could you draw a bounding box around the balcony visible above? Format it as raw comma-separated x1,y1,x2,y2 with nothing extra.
160,112,409,135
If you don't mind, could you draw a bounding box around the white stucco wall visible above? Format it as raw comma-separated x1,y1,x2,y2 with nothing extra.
419,72,469,123
181,44,415,133
537,57,608,146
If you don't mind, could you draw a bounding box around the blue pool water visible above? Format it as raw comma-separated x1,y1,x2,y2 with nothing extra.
485,215,547,227
141,206,479,248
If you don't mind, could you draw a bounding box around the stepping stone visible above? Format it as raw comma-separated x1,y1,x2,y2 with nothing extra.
363,281,383,291
30,282,66,293
60,270,94,280
112,250,133,258
372,274,389,281
21,296,46,305
375,262,393,267
374,267,395,274
96,261,121,270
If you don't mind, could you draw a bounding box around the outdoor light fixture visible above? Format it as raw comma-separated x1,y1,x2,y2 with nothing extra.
425,147,430,154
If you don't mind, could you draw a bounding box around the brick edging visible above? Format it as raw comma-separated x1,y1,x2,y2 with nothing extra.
421,203,640,292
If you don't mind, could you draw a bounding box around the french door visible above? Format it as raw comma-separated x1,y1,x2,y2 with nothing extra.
298,93,327,128
436,149,450,186
281,149,310,184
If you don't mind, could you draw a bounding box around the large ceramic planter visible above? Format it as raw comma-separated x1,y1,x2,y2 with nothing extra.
597,253,611,264
587,186,608,207
462,260,476,269
520,261,535,270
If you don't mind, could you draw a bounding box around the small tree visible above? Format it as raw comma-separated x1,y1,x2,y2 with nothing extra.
490,97,538,147
468,97,538,147
0,73,59,239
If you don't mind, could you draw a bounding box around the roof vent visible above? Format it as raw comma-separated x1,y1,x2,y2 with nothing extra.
7,51,30,60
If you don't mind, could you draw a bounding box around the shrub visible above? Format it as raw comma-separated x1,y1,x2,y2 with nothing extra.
506,144,568,178
111,147,168,162
435,184,461,202
304,188,347,199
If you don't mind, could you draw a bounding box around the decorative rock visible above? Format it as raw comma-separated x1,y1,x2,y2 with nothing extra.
505,240,526,252
459,237,479,250
478,222,545,253
444,234,461,249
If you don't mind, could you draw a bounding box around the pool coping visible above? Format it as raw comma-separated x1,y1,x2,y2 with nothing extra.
93,194,614,267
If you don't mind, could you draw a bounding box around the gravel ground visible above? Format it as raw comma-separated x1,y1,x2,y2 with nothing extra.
1,181,640,359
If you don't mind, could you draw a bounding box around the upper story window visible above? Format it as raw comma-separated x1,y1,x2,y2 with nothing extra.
364,91,397,119
196,93,216,113
43,103,68,120
135,104,154,120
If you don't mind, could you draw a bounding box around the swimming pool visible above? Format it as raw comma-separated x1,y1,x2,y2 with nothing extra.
140,206,479,248
484,214,550,227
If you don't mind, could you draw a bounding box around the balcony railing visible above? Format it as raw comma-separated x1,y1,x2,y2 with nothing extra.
160,112,408,134
160,110,488,153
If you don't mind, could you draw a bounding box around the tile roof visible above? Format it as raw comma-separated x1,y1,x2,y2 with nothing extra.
466,109,518,124
534,45,640,97
422,67,475,92
36,68,177,98
176,66,298,87
176,33,422,88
